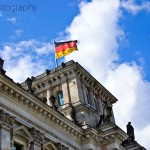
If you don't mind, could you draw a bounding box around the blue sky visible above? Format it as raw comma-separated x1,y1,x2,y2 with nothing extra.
0,0,150,149
119,10,150,80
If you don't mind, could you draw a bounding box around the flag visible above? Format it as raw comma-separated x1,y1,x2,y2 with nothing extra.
54,40,78,59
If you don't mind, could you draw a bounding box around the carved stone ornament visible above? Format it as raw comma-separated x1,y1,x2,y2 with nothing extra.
55,142,69,150
101,101,112,124
29,127,44,145
0,109,15,129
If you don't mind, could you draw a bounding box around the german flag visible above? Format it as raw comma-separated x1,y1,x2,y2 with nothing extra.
54,40,78,59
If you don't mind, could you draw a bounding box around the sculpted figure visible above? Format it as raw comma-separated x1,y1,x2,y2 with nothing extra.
0,58,6,74
102,101,112,122
127,122,135,142
0,58,4,69
25,77,34,94
49,95,58,110
105,105,112,121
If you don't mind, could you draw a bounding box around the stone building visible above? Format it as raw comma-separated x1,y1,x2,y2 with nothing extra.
0,58,146,150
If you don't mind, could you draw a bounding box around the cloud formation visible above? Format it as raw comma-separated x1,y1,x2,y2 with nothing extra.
65,0,150,148
0,0,150,148
0,40,53,82
6,17,17,24
122,0,150,15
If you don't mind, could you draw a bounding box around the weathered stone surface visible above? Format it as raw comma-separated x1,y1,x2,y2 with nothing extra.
0,60,145,150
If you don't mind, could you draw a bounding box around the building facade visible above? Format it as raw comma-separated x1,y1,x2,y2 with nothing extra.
0,58,145,150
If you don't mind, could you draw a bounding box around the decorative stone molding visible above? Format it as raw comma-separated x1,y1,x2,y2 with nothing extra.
13,125,33,141
29,127,44,145
0,78,83,141
0,109,15,130
55,142,69,150
43,141,58,150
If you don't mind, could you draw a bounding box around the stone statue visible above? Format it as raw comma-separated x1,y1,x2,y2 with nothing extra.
61,62,66,68
0,58,6,75
0,58,4,69
102,101,112,123
25,77,34,94
127,122,135,142
49,95,58,110
41,97,47,104
71,106,77,123
105,105,112,121
98,114,104,125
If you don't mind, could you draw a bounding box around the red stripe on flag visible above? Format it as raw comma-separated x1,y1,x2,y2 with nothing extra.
55,41,77,53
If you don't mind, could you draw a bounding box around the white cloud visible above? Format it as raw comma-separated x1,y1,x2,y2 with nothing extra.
136,125,150,148
105,63,150,129
35,43,53,55
121,0,150,15
5,56,45,82
0,40,54,82
66,0,123,81
6,17,17,24
65,0,150,149
0,0,150,148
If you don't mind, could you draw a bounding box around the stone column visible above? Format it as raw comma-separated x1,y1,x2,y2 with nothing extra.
89,90,95,108
47,89,52,106
66,79,71,103
0,109,15,150
76,77,84,103
62,80,71,104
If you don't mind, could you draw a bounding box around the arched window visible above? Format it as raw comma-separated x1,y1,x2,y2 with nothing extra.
57,90,64,106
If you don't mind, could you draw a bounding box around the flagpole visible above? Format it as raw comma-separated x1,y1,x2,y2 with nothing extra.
53,41,58,67
56,59,58,67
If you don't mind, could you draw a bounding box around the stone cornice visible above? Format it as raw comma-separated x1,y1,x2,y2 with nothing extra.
97,123,128,145
0,74,83,141
74,62,117,104
0,74,129,148
20,60,117,104
81,123,128,146
21,61,77,93
73,101,101,116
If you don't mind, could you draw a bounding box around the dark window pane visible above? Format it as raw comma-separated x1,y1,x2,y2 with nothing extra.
13,143,22,150
57,91,64,106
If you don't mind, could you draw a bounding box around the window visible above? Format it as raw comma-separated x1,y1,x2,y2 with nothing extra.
13,143,23,150
57,90,64,106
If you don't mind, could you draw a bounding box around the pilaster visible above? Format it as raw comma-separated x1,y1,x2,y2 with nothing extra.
62,80,71,104
0,109,15,150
